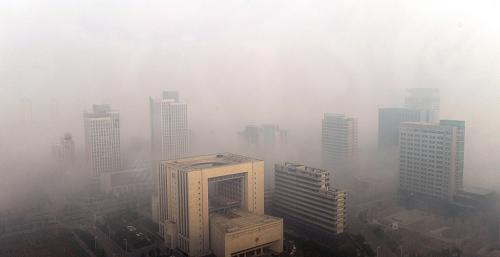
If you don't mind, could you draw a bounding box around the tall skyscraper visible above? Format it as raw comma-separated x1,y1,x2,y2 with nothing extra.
155,153,283,257
84,104,121,177
404,88,440,123
150,91,189,162
378,108,421,150
321,114,358,171
398,120,465,201
274,163,347,234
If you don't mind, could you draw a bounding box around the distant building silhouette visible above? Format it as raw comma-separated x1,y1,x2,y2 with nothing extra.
378,88,440,155
239,124,288,190
404,88,440,123
239,124,288,155
52,133,76,171
378,108,421,150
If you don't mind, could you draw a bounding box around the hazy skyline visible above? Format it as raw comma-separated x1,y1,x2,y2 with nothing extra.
1,0,500,192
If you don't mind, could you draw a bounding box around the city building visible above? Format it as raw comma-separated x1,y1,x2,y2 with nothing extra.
52,132,76,168
239,124,288,188
453,186,495,209
210,210,283,257
264,188,274,214
239,124,288,155
154,153,283,257
378,108,421,151
150,91,189,224
440,120,465,190
321,114,358,171
99,166,152,197
84,104,121,177
398,120,465,201
274,163,347,235
150,91,189,162
404,88,440,123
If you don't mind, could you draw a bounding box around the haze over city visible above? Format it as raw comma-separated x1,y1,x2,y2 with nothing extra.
1,1,500,257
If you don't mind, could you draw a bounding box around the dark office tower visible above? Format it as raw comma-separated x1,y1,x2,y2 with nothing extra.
378,108,421,151
405,88,440,123
149,91,189,162
239,124,288,154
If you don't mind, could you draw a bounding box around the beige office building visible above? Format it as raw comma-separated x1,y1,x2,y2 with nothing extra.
155,153,283,257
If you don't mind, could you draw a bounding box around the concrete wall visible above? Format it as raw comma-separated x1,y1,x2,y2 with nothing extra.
220,220,283,257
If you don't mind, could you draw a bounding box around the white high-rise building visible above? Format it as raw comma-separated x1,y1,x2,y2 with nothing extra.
321,114,358,171
84,104,121,177
150,91,189,162
399,120,465,201
404,88,440,123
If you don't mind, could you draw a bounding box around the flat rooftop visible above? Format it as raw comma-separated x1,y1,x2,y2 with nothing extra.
280,162,330,176
458,186,495,196
161,153,261,171
211,210,282,234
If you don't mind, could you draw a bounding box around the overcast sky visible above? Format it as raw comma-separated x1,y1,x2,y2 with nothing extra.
1,0,500,188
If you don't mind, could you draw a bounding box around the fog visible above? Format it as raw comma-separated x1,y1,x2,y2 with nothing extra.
1,0,500,210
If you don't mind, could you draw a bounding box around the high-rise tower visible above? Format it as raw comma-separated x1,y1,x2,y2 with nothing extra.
321,114,358,171
150,91,189,162
378,108,421,151
398,120,465,200
84,104,121,177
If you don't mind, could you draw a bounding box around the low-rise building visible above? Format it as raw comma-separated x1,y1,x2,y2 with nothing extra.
274,163,347,235
99,166,152,197
210,210,283,257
